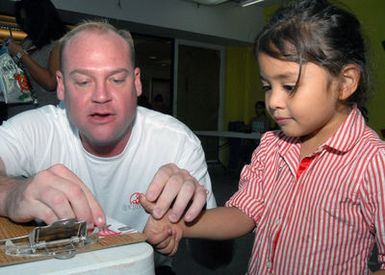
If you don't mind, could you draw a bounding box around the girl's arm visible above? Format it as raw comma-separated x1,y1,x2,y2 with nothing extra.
141,194,255,255
184,207,255,239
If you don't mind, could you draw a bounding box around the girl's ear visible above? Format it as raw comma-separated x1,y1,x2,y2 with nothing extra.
338,64,360,100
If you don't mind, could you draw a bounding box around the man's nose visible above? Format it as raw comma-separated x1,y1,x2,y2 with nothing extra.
91,81,112,103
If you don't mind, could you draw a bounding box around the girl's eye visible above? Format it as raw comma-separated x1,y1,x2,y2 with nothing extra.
283,85,295,93
261,85,271,93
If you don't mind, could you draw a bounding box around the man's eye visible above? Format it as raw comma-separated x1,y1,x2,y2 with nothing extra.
74,79,90,87
111,78,125,84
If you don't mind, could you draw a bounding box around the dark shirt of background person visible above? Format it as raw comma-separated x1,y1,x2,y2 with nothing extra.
5,0,67,118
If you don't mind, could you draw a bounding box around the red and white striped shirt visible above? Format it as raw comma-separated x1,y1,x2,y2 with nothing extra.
226,106,385,274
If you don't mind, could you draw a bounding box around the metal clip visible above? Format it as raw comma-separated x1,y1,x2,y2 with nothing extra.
1,219,98,259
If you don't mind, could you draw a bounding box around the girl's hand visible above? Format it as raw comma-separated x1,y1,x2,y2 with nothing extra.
140,194,184,256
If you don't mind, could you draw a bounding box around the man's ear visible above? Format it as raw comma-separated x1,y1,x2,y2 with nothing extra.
134,67,142,97
56,71,65,101
338,64,360,100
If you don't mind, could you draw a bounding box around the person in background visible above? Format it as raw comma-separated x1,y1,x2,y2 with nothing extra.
138,94,153,109
249,100,271,135
0,103,7,125
5,0,67,117
152,93,168,114
240,100,271,167
141,0,385,274
0,21,216,275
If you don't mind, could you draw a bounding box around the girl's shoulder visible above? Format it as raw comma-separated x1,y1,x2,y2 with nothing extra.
361,127,385,152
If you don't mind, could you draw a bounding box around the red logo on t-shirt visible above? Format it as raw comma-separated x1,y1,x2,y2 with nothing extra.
130,192,141,205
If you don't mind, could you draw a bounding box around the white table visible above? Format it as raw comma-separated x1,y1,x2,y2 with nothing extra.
0,242,155,275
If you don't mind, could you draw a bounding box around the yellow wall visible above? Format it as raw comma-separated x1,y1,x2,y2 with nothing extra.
224,0,385,135
224,47,261,126
341,0,385,134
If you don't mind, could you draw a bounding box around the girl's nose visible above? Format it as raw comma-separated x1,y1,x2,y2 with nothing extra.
266,89,285,111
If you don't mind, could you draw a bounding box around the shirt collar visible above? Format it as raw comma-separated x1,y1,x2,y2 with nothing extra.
323,105,365,153
277,105,365,157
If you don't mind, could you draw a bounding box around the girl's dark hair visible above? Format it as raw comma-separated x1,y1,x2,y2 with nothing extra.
15,0,67,48
255,0,369,114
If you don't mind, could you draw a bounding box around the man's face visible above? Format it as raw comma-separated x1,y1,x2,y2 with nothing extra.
57,29,142,156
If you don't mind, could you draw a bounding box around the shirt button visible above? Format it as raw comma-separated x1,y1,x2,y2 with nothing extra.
266,261,271,269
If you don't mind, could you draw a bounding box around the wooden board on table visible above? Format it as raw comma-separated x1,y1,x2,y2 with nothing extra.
0,216,147,267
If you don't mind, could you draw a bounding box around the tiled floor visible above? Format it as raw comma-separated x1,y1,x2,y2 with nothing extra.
173,165,253,275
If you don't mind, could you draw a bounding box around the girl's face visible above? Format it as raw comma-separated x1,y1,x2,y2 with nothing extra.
258,53,351,144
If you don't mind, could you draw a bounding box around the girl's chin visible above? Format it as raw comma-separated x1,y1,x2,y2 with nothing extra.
280,128,304,138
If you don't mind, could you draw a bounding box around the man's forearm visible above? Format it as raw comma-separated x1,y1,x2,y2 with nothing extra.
0,173,28,217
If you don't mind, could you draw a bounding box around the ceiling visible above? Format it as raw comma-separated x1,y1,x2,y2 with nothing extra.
0,6,173,81
181,0,264,6
0,0,280,83
181,0,232,4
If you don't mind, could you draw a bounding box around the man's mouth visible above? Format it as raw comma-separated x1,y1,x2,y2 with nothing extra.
91,113,110,117
89,112,115,123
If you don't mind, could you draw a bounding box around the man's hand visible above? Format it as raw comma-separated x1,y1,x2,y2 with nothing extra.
0,163,105,228
141,194,184,256
144,163,207,223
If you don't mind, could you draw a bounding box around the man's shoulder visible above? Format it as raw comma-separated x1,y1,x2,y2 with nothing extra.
136,107,202,149
29,105,63,117
6,105,68,130
137,107,194,136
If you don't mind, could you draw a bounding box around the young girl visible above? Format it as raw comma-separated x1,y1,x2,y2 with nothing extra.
142,0,385,273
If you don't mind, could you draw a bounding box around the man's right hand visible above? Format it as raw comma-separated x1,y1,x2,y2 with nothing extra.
140,193,184,256
0,162,105,228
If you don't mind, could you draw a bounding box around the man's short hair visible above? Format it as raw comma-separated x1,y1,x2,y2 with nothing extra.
59,20,135,71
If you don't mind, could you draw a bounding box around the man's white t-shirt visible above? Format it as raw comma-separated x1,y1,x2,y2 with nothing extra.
0,105,216,265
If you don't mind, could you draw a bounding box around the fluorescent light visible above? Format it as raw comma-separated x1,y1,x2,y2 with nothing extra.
192,0,229,4
240,0,264,7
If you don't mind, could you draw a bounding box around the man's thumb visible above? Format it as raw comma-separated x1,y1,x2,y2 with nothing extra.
140,193,155,214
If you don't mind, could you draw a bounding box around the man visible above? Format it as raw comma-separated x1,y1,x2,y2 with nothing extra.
0,21,216,274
